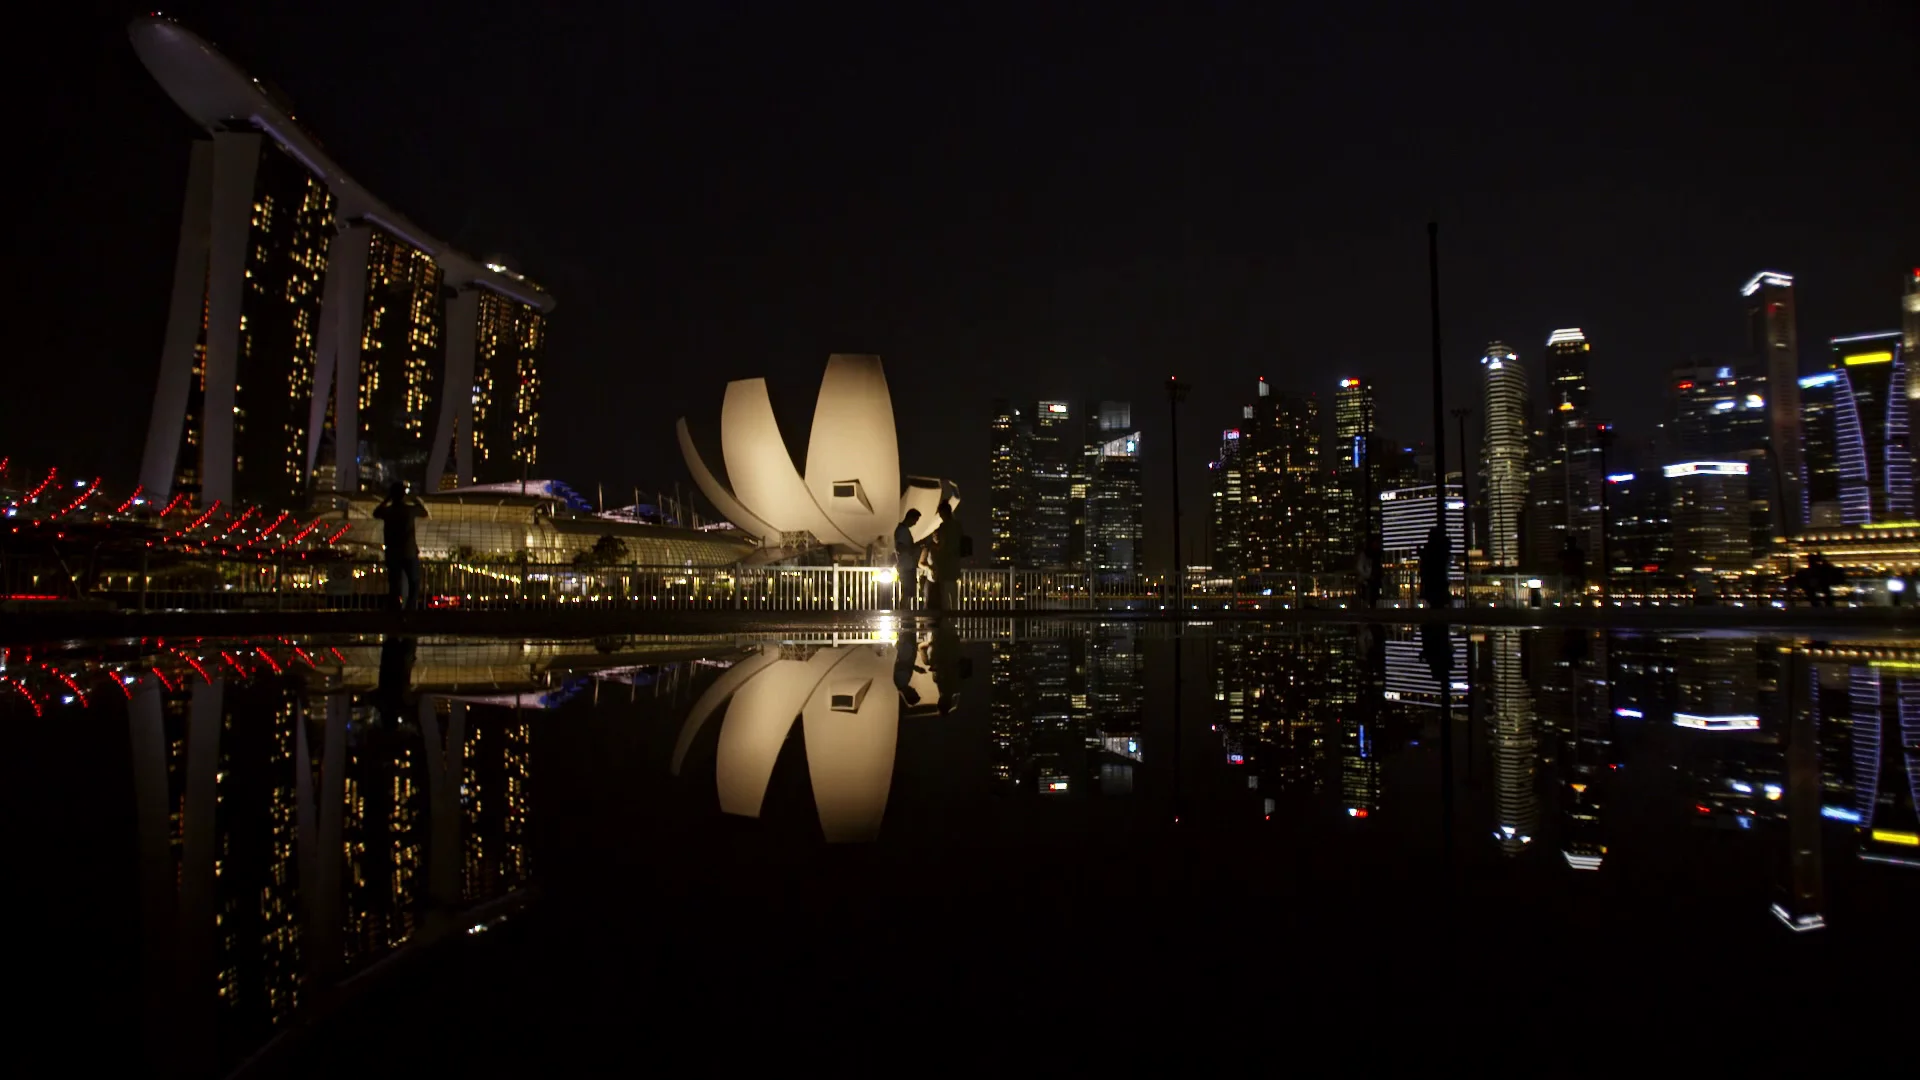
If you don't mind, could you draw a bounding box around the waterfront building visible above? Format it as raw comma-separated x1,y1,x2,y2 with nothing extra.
1481,343,1529,567
131,17,554,509
1743,271,1802,532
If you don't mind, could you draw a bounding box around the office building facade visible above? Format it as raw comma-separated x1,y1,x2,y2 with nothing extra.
1743,271,1801,532
1246,380,1324,574
1481,343,1529,567
132,17,555,510
1331,377,1378,561
1527,328,1601,569
1208,429,1248,581
1083,401,1144,576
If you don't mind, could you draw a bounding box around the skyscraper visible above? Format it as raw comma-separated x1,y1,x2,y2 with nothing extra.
1744,271,1802,532
1083,401,1144,576
1527,329,1598,568
1480,343,1529,567
1825,331,1910,524
132,17,555,510
1246,380,1324,574
1331,377,1378,560
1208,429,1248,582
988,400,1029,565
1028,401,1077,568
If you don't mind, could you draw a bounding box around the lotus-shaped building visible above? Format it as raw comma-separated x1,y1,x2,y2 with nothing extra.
678,355,956,559
670,637,956,842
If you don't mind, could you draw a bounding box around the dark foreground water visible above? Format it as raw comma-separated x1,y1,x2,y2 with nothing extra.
12,619,1919,1072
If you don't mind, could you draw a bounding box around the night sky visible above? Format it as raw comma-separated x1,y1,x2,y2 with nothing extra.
13,2,1917,566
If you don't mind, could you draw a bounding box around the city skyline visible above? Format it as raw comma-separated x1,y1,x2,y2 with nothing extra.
4,5,1916,568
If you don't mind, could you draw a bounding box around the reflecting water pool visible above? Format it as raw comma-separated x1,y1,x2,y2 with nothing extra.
12,619,1917,1072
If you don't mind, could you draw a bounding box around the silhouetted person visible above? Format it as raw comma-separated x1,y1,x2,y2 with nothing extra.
1419,524,1451,609
929,621,962,715
1559,535,1587,599
373,481,429,611
892,627,922,706
930,500,962,612
892,508,923,611
371,635,417,726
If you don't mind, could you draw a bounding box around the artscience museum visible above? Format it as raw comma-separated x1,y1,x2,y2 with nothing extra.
678,355,959,563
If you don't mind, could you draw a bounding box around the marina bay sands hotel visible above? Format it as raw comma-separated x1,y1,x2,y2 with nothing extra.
130,16,555,509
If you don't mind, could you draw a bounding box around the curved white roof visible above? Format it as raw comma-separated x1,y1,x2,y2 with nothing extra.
129,16,556,313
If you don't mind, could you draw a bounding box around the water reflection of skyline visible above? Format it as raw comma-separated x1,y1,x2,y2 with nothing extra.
10,623,1919,1072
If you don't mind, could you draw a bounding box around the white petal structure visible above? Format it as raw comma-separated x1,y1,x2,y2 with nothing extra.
680,354,957,557
673,642,953,842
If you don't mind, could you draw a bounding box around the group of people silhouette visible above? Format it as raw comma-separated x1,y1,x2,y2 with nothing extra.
891,500,962,611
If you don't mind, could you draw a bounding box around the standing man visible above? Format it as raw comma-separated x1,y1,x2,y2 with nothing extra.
373,481,430,611
892,508,923,611
931,500,963,612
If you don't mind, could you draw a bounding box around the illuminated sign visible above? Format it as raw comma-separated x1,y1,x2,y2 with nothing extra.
1486,358,1502,369
1713,400,1737,411
1663,461,1748,478
1606,473,1635,484
1673,713,1760,731
1717,366,1732,379
1045,403,1069,413
1223,429,1240,439
1844,351,1893,366
1821,806,1863,823
1872,829,1920,847
1798,372,1838,388
1339,378,1358,388
1745,394,1764,408
1740,271,1793,296
1614,707,1643,718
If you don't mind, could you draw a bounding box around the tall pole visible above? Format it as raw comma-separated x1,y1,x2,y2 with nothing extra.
1452,405,1474,567
1167,376,1189,604
1427,223,1451,603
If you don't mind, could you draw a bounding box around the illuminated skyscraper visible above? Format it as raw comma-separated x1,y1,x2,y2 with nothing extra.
1480,343,1529,567
1028,401,1077,568
988,400,1029,565
1083,401,1144,576
132,17,555,509
1208,428,1248,581
1527,328,1599,567
1666,460,1755,571
1906,269,1920,358
1332,377,1378,560
1826,332,1910,524
1743,271,1801,532
1246,380,1323,574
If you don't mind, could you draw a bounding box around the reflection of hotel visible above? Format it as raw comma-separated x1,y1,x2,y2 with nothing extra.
130,18,554,509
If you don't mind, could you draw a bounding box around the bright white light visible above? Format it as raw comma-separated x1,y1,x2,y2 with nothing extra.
1745,394,1765,408
1713,400,1737,411
1889,577,1907,593
1799,372,1839,388
1741,271,1793,296
1763,784,1783,801
1770,903,1825,933
1524,578,1543,589
876,568,897,583
1729,780,1753,794
1607,472,1635,483
1615,707,1643,718
1674,713,1760,731
1547,328,1587,345
1821,805,1862,823
1663,461,1749,478
1563,852,1603,871
1487,358,1503,369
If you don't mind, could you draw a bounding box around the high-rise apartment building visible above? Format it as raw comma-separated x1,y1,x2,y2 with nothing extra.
1527,329,1599,567
132,17,554,510
1246,380,1324,574
1331,377,1378,561
1743,271,1801,532
1208,429,1248,581
1083,401,1144,576
1480,343,1529,567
